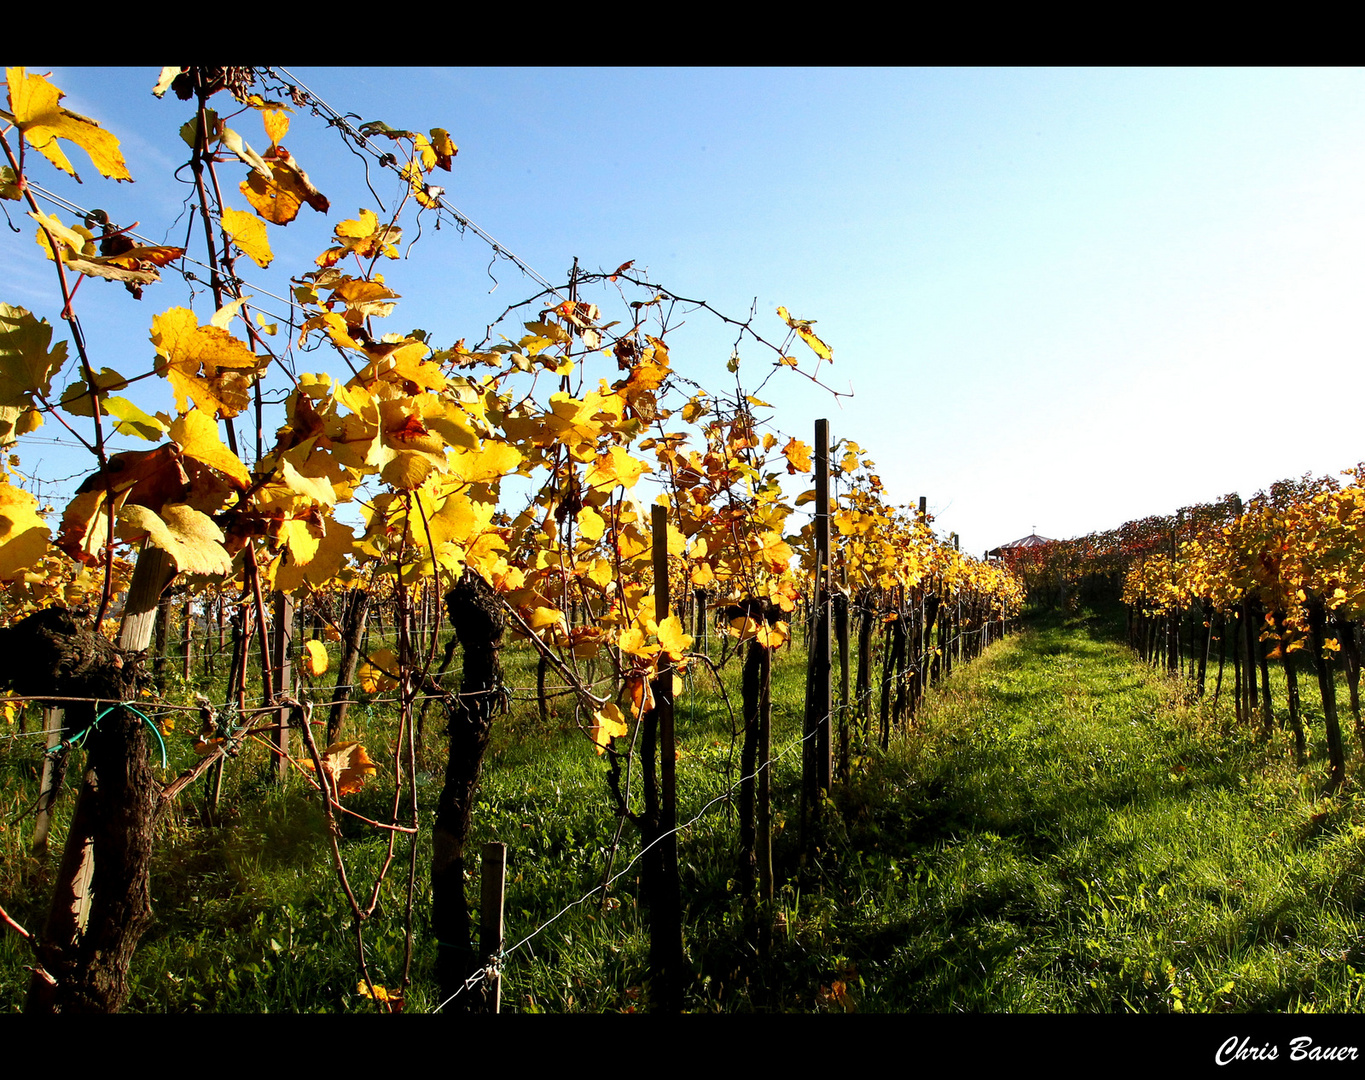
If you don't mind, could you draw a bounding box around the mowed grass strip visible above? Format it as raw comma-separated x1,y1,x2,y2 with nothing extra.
831,614,1365,1013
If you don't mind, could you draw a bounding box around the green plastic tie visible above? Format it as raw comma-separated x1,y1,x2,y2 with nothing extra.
79,703,169,769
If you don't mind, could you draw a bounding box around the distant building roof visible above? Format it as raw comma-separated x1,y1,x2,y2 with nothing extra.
986,532,1054,557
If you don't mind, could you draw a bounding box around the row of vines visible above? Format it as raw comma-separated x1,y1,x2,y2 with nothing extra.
0,66,1023,1012
1000,469,1365,791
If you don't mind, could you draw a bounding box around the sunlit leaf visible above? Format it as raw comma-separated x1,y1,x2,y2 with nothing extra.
302,741,377,796
303,638,329,677
657,614,693,660
6,68,131,182
221,206,273,268
117,503,232,577
0,479,51,581
358,648,399,693
169,408,250,488
103,395,167,440
589,702,628,755
776,305,832,362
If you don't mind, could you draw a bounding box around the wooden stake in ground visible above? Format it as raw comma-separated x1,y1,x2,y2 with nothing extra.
643,503,683,1012
31,706,66,855
271,593,294,781
480,842,507,1014
329,588,371,744
801,418,832,846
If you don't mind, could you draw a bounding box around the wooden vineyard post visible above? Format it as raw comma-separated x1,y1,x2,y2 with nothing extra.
480,841,506,1014
1168,517,1180,677
1307,596,1347,790
182,594,193,683
329,588,371,744
694,587,708,656
836,561,850,785
271,593,294,782
802,418,832,848
646,503,683,1012
32,706,66,855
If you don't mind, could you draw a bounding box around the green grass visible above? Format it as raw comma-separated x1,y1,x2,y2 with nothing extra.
828,611,1365,1012
5,610,1365,1011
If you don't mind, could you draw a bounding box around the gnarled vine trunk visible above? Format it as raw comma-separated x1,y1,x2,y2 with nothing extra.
432,570,505,1010
0,597,159,1013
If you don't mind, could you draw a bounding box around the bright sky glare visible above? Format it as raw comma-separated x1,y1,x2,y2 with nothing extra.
11,66,1365,556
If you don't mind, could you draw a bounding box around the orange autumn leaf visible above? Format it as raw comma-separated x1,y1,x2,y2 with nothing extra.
782,438,813,475
303,741,377,796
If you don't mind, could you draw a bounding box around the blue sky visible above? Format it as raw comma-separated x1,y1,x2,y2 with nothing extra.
9,66,1365,556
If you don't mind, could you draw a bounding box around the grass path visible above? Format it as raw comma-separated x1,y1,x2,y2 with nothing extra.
828,615,1365,1013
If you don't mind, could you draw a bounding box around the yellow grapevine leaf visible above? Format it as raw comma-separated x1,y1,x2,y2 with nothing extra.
585,446,651,493
152,307,260,418
277,458,337,507
657,614,693,660
590,703,628,755
0,303,68,408
0,479,51,581
221,206,273,268
56,487,113,564
275,519,356,593
756,621,789,649
103,396,167,440
117,503,232,577
279,518,320,566
681,398,707,424
6,68,131,183
210,297,250,331
303,638,329,677
429,128,457,170
30,211,94,265
526,606,568,641
446,441,522,485
776,305,832,362
577,505,606,542
239,146,328,225
241,165,301,224
356,980,394,1002
169,408,250,488
317,208,402,267
617,626,650,658
359,648,399,693
249,95,291,147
